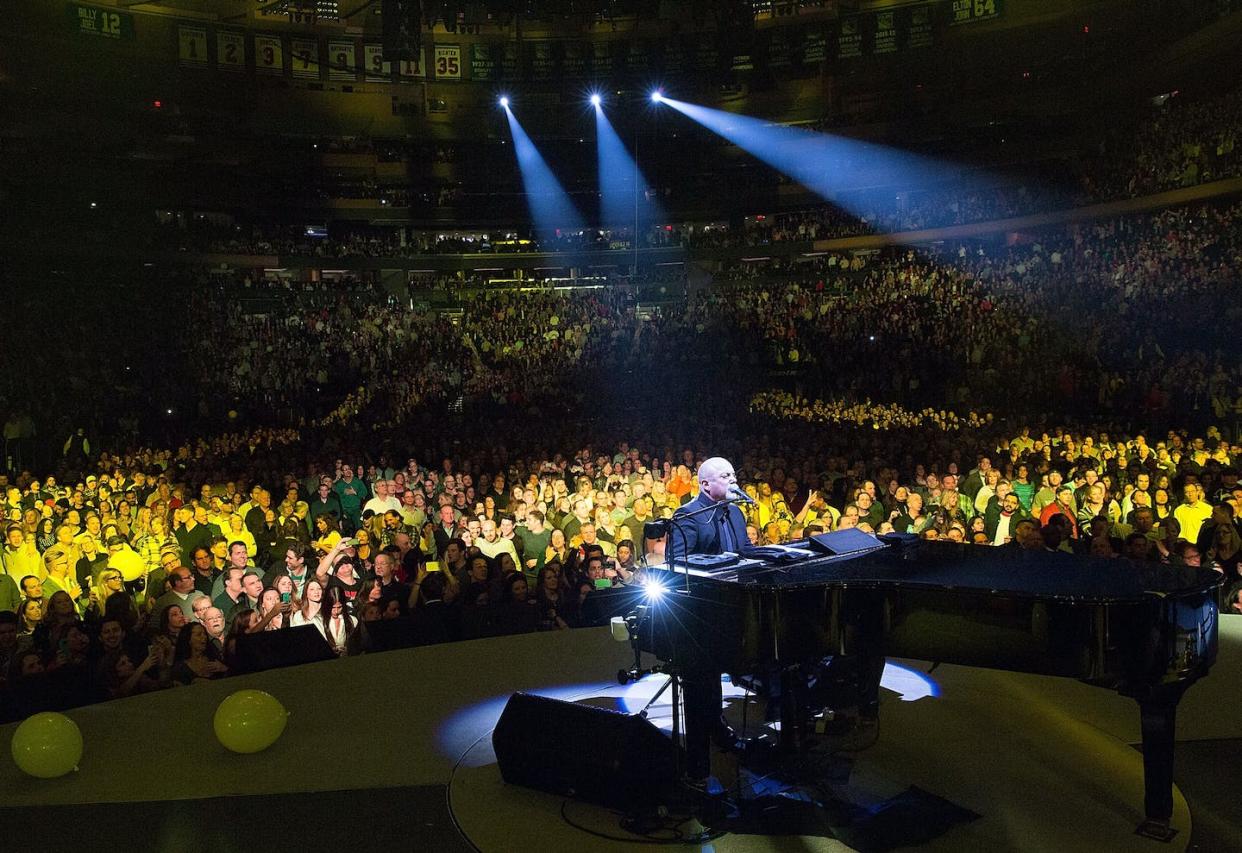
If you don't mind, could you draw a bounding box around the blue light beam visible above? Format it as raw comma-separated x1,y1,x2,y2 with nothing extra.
593,102,665,233
502,105,586,240
656,97,969,221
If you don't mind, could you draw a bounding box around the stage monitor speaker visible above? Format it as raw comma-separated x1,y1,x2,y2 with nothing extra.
808,527,887,557
232,625,335,674
493,692,680,811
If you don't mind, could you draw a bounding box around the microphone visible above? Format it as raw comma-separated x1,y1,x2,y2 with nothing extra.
643,520,669,541
727,486,756,505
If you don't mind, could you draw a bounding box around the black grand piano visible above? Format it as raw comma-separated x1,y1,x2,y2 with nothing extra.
634,531,1221,838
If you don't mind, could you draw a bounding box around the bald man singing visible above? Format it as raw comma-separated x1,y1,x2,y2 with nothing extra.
666,457,753,782
668,457,751,561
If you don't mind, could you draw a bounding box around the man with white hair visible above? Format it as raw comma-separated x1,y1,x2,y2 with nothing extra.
202,607,226,653
363,481,401,518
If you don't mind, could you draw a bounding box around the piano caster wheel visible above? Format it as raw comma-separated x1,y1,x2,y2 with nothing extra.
1134,819,1178,842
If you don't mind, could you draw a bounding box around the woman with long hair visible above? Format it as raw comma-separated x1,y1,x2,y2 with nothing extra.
90,568,126,620
1153,488,1172,522
313,513,343,553
1205,522,1242,582
534,561,569,631
17,599,43,637
545,527,569,566
33,590,79,651
136,507,157,541
254,587,289,631
318,586,354,655
289,577,324,627
34,517,57,552
271,572,302,610
353,528,374,571
156,603,187,644
591,505,619,545
96,646,163,699
171,622,228,684
222,608,256,669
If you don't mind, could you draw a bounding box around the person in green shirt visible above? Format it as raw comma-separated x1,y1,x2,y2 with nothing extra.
518,511,552,581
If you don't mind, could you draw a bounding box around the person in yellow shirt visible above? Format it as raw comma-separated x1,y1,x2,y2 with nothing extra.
1172,484,1214,544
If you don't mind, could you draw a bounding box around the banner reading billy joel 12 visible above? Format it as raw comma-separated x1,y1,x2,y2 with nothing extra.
67,3,135,39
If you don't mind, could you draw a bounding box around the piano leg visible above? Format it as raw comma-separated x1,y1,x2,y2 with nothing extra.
1134,682,1189,842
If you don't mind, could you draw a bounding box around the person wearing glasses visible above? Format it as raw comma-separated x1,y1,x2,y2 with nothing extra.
41,546,84,613
88,568,126,620
146,566,199,631
146,547,181,604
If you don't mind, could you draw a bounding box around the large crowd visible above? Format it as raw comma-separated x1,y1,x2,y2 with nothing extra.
1,416,1239,719
6,192,1241,477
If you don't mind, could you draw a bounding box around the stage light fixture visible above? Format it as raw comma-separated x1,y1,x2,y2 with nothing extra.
590,93,602,107
650,90,664,103
498,95,510,108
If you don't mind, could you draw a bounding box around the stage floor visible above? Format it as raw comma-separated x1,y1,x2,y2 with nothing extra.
1,620,1240,852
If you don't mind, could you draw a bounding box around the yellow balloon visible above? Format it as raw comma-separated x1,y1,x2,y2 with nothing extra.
213,690,289,754
11,712,83,778
109,547,145,582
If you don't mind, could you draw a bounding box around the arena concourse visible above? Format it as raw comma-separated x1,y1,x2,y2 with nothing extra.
2,1,1242,851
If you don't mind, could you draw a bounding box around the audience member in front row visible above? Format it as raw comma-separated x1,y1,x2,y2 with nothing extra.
318,586,354,655
171,622,228,685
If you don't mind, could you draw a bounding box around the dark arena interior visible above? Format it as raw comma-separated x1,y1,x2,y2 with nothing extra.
1,1,1242,851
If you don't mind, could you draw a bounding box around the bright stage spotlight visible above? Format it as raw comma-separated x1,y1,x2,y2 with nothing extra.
650,89,664,103
502,104,586,240
589,93,602,107
655,96,963,227
642,577,666,601
498,95,510,108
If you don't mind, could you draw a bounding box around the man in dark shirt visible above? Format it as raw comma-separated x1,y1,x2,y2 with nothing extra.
188,545,220,598
309,481,344,530
667,457,751,781
517,511,551,574
372,551,412,609
433,504,460,557
173,507,211,559
74,536,109,591
213,567,247,623
621,497,655,554
485,474,509,511
245,489,272,541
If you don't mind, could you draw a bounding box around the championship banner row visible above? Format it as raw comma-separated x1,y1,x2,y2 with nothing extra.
177,27,436,80
164,3,1000,82
68,2,999,83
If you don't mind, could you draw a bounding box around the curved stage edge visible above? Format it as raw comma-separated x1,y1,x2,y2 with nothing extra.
0,620,1239,853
